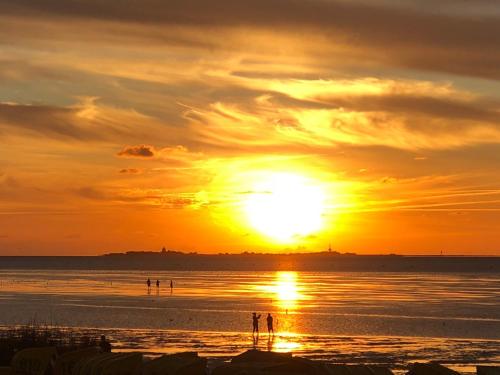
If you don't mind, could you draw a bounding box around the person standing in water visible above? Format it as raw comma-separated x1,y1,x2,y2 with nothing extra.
252,312,261,334
266,313,274,335
170,279,173,293
156,279,160,288
147,278,151,290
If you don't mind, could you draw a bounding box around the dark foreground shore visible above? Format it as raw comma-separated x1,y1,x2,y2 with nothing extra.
2,345,500,375
1,325,499,375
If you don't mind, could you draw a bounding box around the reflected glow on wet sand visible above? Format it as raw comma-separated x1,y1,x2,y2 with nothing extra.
0,269,499,373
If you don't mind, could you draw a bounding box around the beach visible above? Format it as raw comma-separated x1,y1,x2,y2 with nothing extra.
0,269,498,373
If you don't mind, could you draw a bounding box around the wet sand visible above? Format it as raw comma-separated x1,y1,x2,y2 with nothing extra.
0,269,499,373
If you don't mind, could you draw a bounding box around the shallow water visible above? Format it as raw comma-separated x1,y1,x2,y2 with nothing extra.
0,270,499,373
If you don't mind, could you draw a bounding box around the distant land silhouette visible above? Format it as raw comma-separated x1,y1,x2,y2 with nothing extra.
0,250,498,272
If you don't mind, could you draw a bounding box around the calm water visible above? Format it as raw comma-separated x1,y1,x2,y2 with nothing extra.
0,270,499,373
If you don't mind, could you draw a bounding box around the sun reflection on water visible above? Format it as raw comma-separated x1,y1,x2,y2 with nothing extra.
271,271,301,311
254,272,306,353
268,332,302,352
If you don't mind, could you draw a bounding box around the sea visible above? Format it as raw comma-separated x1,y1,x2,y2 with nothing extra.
0,266,499,373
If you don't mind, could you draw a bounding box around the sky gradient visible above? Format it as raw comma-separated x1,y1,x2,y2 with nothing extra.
1,0,499,255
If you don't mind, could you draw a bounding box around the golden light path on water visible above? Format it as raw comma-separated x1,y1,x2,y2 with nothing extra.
256,271,305,352
270,271,301,311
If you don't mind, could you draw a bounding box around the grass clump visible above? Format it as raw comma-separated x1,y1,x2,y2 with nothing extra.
0,321,99,366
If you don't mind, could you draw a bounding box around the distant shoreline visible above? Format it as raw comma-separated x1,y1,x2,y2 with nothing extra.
0,252,498,272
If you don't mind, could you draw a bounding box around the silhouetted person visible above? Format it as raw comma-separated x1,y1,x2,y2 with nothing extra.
147,278,151,288
170,279,173,293
266,313,274,334
156,279,160,288
99,335,112,353
252,312,261,334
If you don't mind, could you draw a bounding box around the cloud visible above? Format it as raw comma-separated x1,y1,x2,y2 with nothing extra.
75,186,109,200
116,144,204,169
74,186,200,209
185,92,500,152
328,173,500,214
117,145,155,158
1,0,500,79
119,168,142,174
0,58,74,81
0,98,171,143
241,78,500,128
0,101,88,140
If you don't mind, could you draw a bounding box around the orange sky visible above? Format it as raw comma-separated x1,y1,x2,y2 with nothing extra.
1,0,500,255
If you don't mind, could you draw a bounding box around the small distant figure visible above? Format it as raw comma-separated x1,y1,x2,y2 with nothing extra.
156,279,160,288
266,313,274,335
147,278,151,288
252,312,261,334
170,279,173,293
99,335,112,353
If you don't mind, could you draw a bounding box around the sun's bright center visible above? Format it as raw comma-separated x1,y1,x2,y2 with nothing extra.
244,172,325,242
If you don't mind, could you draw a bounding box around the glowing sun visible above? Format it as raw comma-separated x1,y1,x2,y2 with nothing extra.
244,172,325,242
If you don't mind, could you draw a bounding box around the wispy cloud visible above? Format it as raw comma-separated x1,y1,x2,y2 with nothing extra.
2,0,500,79
0,98,170,143
184,92,500,151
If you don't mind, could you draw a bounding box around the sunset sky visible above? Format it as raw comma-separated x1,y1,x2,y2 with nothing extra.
1,0,500,255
